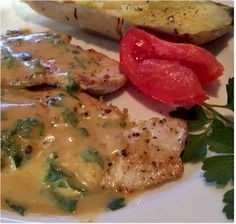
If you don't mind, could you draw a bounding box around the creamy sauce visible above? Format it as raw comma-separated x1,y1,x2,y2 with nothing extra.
0,31,111,90
1,88,135,219
0,30,132,220
1,30,186,220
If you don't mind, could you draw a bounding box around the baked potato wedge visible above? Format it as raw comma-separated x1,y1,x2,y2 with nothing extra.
25,1,233,45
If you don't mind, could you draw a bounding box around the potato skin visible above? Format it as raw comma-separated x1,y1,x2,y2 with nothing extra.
26,1,233,45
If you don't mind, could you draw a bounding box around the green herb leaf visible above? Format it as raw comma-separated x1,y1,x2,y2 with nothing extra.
223,189,234,219
225,77,234,111
119,121,127,128
74,55,87,69
202,155,233,185
46,33,65,45
47,93,65,107
78,127,89,138
42,152,82,212
1,130,22,169
43,188,78,213
43,153,87,193
15,39,24,46
61,108,78,128
6,30,23,36
1,118,43,169
206,119,233,153
55,179,72,188
43,153,68,183
32,58,47,74
16,118,44,138
171,77,234,220
107,198,125,211
28,59,46,82
5,199,26,216
56,179,87,193
64,73,79,94
1,47,17,68
80,146,104,169
181,133,207,162
19,51,32,61
69,183,88,193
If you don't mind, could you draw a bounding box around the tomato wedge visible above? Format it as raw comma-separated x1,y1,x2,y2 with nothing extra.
136,59,208,105
120,27,224,105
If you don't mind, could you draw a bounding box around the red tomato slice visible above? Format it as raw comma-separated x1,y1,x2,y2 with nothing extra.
135,59,208,105
120,28,223,105
120,27,224,84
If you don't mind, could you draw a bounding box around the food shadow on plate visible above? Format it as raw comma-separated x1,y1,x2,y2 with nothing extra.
203,31,233,57
203,80,221,98
13,1,119,53
105,82,177,116
103,84,127,100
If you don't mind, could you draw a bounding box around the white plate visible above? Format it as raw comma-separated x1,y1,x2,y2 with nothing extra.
1,0,234,222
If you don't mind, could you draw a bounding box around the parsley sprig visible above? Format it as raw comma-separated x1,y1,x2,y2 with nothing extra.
170,77,234,220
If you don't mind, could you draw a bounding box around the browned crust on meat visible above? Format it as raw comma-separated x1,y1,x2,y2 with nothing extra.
100,117,187,192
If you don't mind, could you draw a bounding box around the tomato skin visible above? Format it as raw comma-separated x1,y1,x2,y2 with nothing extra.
120,28,223,105
136,59,208,105
120,27,224,84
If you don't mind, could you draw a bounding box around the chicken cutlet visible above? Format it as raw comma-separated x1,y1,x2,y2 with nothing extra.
1,88,187,212
1,30,187,217
101,117,186,192
0,30,127,94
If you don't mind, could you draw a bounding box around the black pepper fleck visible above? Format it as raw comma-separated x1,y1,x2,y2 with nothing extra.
152,161,157,167
74,7,78,20
121,149,128,157
83,111,89,117
25,145,33,154
73,107,78,113
104,108,111,114
132,132,140,137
